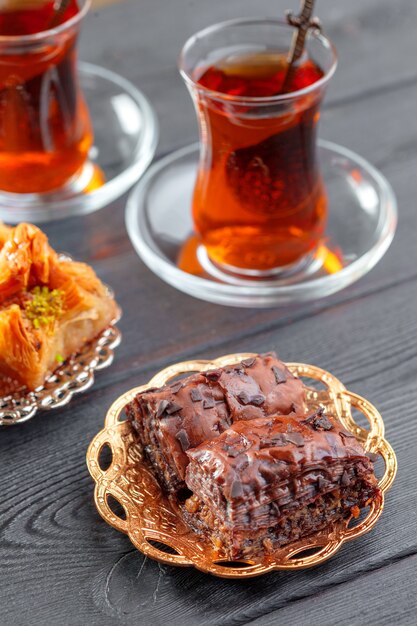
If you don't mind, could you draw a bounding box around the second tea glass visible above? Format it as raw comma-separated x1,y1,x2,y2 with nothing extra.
179,18,337,276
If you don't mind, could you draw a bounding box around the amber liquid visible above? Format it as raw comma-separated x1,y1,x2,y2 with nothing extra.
0,1,92,193
194,52,327,272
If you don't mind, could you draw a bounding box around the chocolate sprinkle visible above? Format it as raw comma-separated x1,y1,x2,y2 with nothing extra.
170,382,183,394
341,471,350,487
306,406,324,418
230,479,243,498
156,400,170,418
339,430,356,442
267,434,287,447
205,369,222,382
315,415,333,431
303,408,333,431
251,394,266,406
237,391,251,405
241,357,256,368
285,432,305,447
272,366,287,384
190,388,203,402
203,397,215,410
175,429,190,451
317,476,329,490
224,445,240,458
165,401,182,415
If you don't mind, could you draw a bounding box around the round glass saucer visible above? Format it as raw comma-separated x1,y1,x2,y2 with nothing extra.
0,63,158,224
126,141,397,308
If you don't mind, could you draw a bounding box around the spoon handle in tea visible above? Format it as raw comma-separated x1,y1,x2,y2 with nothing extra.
281,0,321,93
286,0,318,65
49,0,71,27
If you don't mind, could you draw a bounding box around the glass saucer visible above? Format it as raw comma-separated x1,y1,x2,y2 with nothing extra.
126,141,397,308
0,63,158,224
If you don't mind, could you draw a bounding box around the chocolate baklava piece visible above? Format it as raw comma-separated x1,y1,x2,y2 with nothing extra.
183,409,379,559
125,353,305,493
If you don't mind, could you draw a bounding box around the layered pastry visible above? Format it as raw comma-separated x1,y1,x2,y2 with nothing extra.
125,353,306,493
183,409,380,559
0,222,118,390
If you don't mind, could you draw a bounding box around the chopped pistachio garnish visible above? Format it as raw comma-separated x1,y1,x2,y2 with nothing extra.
24,286,63,329
55,353,65,364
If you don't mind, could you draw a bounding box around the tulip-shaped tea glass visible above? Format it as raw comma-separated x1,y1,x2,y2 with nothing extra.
179,18,337,276
0,0,93,195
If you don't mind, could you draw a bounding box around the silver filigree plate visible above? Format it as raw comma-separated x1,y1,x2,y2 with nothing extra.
0,320,121,427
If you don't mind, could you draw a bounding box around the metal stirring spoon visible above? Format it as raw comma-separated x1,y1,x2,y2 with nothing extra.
281,0,322,93
49,0,71,27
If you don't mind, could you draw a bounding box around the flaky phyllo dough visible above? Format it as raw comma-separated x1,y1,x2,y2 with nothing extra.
0,223,118,390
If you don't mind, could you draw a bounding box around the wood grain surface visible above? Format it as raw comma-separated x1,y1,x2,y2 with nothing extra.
1,1,417,625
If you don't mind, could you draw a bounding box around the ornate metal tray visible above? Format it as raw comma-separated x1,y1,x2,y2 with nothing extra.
87,353,397,578
0,318,121,427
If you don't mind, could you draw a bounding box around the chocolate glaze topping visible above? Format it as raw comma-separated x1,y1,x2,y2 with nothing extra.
185,412,379,528
126,352,306,491
125,353,381,558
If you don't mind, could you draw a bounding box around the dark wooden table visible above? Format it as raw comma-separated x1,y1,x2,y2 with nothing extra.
1,1,416,624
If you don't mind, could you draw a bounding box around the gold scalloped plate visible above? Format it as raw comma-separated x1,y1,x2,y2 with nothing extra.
87,354,397,578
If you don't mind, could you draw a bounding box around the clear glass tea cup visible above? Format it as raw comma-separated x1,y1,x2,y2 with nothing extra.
179,18,337,275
